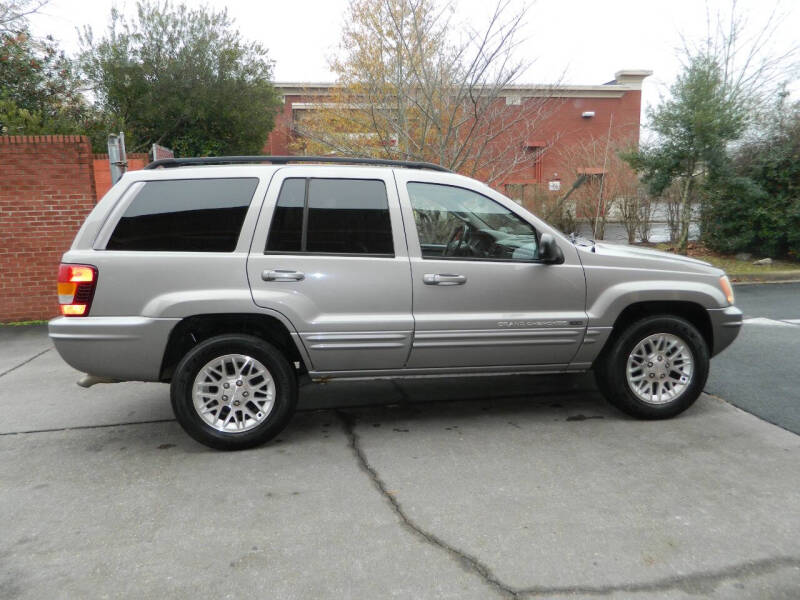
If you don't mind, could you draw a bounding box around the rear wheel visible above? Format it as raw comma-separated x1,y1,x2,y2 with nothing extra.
595,316,709,419
170,334,297,450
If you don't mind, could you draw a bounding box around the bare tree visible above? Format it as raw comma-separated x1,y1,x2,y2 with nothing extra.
617,193,640,244
686,0,800,122
505,182,578,234
291,0,558,185
661,181,684,243
0,0,49,33
540,185,578,235
635,188,654,243
558,136,639,240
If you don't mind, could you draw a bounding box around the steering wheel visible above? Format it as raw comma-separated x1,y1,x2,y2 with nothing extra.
444,223,469,256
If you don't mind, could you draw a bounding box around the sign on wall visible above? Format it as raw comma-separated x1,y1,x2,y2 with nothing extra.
151,143,175,161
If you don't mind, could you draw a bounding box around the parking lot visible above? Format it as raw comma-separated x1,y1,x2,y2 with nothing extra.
2,286,800,599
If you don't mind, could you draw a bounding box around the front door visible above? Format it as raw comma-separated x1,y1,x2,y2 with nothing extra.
247,167,413,374
395,172,587,370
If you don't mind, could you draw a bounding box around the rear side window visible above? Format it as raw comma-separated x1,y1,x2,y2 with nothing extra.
265,178,305,252
106,178,259,252
266,178,393,255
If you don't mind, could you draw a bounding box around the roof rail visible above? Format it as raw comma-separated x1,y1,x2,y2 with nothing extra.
143,155,452,172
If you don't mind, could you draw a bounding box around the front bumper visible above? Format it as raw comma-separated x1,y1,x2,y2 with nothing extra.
707,305,743,357
48,316,180,382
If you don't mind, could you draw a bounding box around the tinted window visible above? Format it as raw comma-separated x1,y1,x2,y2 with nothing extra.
106,178,258,252
266,178,393,255
307,179,392,254
407,182,538,261
265,178,305,252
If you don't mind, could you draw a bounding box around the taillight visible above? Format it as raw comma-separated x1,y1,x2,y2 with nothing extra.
57,264,98,317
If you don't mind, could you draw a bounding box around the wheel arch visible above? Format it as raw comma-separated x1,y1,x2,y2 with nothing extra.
159,313,310,382
595,300,713,367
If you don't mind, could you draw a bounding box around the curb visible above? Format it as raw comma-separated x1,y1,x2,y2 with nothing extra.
730,272,800,285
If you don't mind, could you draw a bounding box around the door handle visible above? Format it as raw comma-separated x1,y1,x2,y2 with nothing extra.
423,273,466,286
262,269,305,282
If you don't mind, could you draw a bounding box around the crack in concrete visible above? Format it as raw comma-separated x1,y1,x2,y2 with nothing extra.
337,408,800,599
0,348,51,379
4,365,797,597
336,409,520,599
515,555,800,597
0,418,176,437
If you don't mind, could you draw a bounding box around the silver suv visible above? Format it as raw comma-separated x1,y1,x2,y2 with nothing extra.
49,156,742,449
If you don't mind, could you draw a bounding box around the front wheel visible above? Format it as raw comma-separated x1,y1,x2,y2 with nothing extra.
595,316,709,419
170,334,298,450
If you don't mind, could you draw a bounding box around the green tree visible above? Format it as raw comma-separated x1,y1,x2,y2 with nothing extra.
624,54,745,254
0,26,88,135
625,2,798,254
80,0,280,156
704,95,800,259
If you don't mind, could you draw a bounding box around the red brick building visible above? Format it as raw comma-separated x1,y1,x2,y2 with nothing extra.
265,70,651,196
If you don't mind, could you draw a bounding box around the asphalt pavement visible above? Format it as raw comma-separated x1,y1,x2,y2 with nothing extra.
1,285,800,599
706,282,800,434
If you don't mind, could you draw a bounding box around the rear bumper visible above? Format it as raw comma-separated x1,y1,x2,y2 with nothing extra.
48,316,180,381
707,306,743,357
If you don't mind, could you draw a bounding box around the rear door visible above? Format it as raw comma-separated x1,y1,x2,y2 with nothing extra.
395,170,587,370
247,167,413,374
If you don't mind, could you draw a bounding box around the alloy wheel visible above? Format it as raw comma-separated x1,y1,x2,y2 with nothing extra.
625,333,694,405
192,353,276,433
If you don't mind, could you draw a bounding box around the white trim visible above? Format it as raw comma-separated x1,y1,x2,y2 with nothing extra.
273,78,647,99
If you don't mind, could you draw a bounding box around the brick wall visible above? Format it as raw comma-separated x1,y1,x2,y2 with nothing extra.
93,153,149,199
0,135,97,322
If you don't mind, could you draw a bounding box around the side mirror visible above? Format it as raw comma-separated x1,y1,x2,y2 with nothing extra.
539,233,564,264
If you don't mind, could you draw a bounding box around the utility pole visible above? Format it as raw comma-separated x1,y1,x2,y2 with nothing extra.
107,132,128,185
593,113,614,239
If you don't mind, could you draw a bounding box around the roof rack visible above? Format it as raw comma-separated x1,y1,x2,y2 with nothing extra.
144,155,452,172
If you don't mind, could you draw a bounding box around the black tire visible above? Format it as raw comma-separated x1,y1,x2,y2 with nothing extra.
170,334,297,450
594,315,709,420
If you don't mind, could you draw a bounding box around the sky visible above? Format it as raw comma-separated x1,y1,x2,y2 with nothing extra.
27,0,800,129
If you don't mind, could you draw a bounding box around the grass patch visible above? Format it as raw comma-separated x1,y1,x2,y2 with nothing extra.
653,243,800,277
0,319,48,326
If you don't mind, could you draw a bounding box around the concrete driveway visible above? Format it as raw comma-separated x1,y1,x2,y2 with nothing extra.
1,327,799,599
